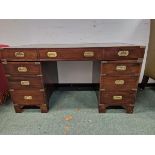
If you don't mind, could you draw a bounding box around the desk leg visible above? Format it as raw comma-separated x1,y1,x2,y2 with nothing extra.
98,104,106,113
139,75,149,90
40,104,49,113
14,104,23,113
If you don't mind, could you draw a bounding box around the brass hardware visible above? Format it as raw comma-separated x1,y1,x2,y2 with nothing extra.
115,80,125,85
5,74,11,77
116,65,127,71
9,89,14,92
140,46,145,48
132,88,137,91
100,89,105,91
15,52,25,58
118,50,129,56
35,62,41,65
17,67,27,72
101,61,108,63
2,60,7,64
21,81,30,86
47,52,57,58
84,51,94,57
113,96,123,100
24,96,32,100
137,58,143,63
37,74,43,77
101,74,107,76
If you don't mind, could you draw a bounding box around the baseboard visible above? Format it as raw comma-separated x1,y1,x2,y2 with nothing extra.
45,83,99,91
138,83,155,87
45,83,155,91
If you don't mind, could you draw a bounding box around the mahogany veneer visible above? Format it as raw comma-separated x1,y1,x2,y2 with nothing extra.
101,60,142,76
0,44,145,113
8,76,44,89
3,62,42,75
100,76,139,91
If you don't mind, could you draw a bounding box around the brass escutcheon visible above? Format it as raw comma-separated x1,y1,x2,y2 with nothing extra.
15,52,25,58
118,50,129,56
18,67,27,72
84,51,94,57
24,96,32,100
113,96,123,100
47,52,57,58
21,81,30,86
116,65,127,71
115,80,125,85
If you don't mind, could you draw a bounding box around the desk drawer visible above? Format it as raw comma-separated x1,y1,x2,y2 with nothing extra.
3,62,42,75
101,61,141,76
8,76,43,89
100,91,136,105
39,48,102,60
10,89,45,105
103,47,144,60
100,76,139,91
2,49,38,60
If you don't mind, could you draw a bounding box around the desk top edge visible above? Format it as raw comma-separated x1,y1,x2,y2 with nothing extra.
1,43,145,49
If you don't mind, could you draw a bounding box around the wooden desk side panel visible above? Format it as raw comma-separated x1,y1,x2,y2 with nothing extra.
41,61,58,84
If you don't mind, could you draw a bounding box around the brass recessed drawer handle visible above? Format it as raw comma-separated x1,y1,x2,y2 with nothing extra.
24,96,32,100
118,50,129,56
17,67,27,72
84,51,94,57
47,52,57,58
116,65,127,71
21,81,30,86
15,52,25,58
115,80,125,85
113,96,123,100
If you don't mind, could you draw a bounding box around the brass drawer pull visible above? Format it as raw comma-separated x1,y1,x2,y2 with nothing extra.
84,51,94,57
18,67,27,72
113,96,123,100
15,52,25,58
118,50,129,56
116,65,127,71
21,81,30,86
47,52,57,58
115,80,125,85
24,96,32,100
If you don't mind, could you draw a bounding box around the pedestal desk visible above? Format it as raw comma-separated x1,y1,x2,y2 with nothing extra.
0,43,145,113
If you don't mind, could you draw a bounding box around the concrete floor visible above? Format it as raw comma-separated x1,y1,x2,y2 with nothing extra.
0,87,155,135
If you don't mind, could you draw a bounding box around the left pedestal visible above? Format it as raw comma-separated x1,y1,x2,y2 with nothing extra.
2,61,49,113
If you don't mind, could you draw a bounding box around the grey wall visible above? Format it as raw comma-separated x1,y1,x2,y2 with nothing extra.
0,19,151,83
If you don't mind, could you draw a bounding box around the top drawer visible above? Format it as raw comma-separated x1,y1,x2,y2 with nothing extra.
2,62,41,75
103,47,145,60
101,60,142,76
2,49,38,60
39,48,102,60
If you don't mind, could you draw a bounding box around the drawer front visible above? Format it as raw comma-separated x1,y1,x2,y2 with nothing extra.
8,76,43,89
101,61,141,75
3,62,41,75
10,90,45,105
103,47,145,60
2,49,38,60
39,48,102,60
100,76,139,91
100,91,136,105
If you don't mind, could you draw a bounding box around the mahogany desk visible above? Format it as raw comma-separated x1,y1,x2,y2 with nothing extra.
0,43,145,113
